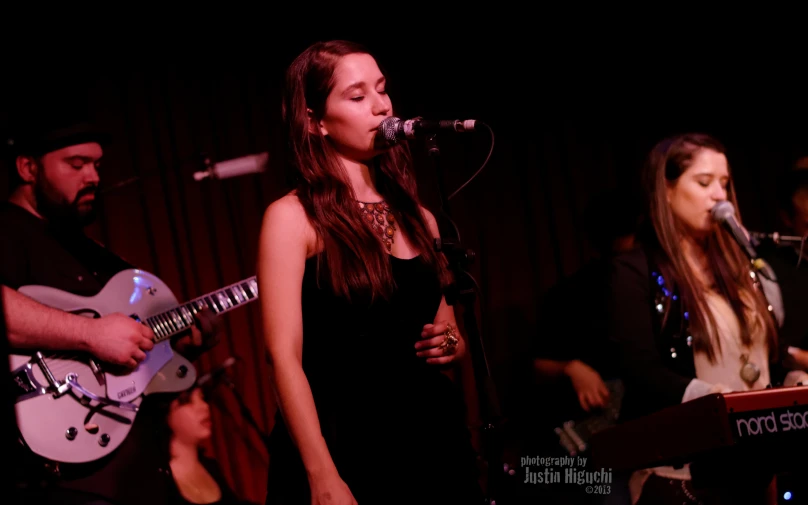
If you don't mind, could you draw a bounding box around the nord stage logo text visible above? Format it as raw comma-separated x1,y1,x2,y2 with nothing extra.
733,407,808,437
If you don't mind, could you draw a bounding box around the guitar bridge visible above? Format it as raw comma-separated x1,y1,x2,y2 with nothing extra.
88,358,105,386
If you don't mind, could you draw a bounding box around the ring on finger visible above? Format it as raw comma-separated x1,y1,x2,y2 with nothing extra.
438,324,459,355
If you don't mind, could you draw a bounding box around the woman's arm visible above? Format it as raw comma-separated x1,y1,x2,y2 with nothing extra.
533,358,572,380
415,207,466,365
258,196,338,480
417,206,481,452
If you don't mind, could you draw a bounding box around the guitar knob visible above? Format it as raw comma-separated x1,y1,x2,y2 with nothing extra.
99,434,110,447
177,365,188,378
65,427,77,441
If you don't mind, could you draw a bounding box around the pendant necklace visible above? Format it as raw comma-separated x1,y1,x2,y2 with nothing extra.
740,353,761,385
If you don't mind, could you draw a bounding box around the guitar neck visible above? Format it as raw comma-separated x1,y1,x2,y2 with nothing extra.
144,277,258,342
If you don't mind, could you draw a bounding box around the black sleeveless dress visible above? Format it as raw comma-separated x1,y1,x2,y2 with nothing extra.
265,255,482,505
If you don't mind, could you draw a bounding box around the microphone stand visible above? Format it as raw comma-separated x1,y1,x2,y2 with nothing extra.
426,134,504,504
219,376,272,454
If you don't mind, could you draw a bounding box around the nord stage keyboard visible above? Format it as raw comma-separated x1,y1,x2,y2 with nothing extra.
589,385,808,486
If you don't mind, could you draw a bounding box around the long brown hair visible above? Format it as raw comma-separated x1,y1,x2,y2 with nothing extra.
642,133,777,362
281,40,447,301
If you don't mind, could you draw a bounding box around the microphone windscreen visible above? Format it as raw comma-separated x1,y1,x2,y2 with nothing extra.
378,117,402,143
711,201,735,222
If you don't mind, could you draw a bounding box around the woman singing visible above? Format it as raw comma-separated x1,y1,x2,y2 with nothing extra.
258,40,481,505
607,133,808,504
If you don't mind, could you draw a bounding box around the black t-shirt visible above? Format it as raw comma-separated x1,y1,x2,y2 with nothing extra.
0,202,174,505
168,456,257,505
534,256,617,376
0,202,132,293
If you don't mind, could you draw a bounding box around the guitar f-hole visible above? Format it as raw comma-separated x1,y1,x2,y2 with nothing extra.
71,309,102,318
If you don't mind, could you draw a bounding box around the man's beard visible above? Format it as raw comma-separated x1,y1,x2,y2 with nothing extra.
34,182,99,229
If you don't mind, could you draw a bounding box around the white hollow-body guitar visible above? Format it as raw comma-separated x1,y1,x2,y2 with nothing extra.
8,269,258,464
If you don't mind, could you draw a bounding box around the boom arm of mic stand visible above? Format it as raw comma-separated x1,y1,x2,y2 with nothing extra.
221,376,272,454
426,134,504,503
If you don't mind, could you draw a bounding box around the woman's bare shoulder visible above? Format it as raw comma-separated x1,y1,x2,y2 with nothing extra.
261,192,317,253
419,205,440,238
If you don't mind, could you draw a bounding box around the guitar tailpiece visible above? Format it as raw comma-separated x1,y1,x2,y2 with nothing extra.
64,373,140,412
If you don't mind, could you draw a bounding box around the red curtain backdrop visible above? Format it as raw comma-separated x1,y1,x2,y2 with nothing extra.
2,35,806,503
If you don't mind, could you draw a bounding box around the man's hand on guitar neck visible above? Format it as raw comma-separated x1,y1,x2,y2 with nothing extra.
172,307,222,360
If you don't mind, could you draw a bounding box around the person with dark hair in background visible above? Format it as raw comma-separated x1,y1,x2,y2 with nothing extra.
258,40,482,505
533,186,640,416
607,133,808,504
157,384,258,505
528,187,639,504
758,160,808,369
752,154,808,505
1,106,221,505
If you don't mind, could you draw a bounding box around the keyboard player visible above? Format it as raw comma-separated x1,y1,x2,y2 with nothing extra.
605,133,808,505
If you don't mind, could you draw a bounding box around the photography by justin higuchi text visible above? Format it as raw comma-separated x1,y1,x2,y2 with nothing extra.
520,455,613,496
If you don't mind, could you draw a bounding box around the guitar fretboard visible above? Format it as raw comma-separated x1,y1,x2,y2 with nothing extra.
144,277,258,342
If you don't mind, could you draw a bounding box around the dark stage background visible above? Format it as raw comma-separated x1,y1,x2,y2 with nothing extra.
2,34,807,503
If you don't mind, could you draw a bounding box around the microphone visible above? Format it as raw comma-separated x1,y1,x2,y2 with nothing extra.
711,201,776,280
711,201,758,259
193,153,269,181
196,356,238,388
749,231,806,247
378,116,477,144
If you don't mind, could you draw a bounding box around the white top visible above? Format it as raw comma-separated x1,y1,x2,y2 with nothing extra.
629,287,808,503
694,289,771,392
